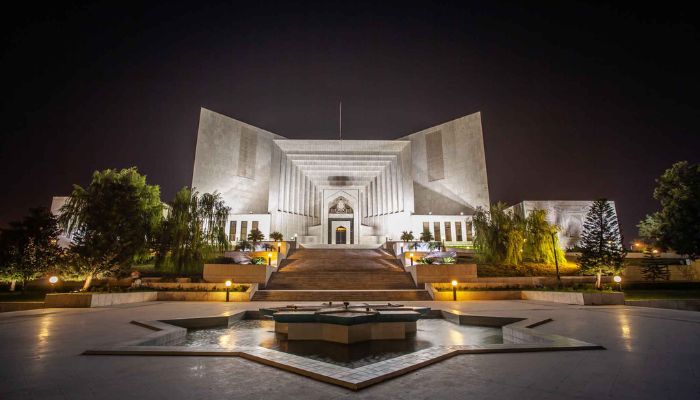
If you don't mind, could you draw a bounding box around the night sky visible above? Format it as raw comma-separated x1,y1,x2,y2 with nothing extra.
1,1,698,241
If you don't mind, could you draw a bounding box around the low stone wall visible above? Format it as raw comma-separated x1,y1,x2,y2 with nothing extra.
521,291,625,305
623,263,700,283
142,282,241,291
44,291,158,308
203,264,275,284
626,299,700,311
0,302,44,313
429,287,624,304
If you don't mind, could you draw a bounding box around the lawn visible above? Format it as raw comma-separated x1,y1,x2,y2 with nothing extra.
623,289,700,300
0,291,47,302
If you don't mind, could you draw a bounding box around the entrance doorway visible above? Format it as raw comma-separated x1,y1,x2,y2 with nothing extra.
335,226,347,244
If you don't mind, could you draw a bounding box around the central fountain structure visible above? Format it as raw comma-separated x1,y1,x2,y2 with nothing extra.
260,303,430,344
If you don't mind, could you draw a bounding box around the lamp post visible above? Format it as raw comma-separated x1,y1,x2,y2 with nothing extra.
409,253,414,266
277,242,281,253
49,276,58,293
225,280,232,302
451,280,458,301
268,252,272,266
550,232,561,287
613,275,622,292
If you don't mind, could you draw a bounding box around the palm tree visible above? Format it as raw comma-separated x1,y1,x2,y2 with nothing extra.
400,231,414,242
270,231,284,241
247,229,264,250
236,240,253,252
420,230,434,243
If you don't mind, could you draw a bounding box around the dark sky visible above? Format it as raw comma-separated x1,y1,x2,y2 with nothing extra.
1,0,698,241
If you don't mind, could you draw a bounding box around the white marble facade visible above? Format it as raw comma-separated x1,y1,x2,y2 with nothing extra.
191,108,490,245
507,200,619,250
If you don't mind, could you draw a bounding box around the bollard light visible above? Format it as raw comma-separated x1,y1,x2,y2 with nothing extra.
49,276,58,292
268,252,273,266
613,275,622,291
277,242,281,252
409,253,414,266
225,280,232,302
451,280,458,301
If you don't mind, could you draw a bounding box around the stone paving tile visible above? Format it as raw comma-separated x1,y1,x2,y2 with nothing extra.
2,300,699,398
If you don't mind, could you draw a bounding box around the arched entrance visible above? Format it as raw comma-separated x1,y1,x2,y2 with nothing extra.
335,226,347,244
327,196,354,244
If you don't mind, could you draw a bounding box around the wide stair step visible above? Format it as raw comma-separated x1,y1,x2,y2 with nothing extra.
252,290,433,302
253,248,432,301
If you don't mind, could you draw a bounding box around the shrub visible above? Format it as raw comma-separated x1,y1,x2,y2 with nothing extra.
251,257,266,265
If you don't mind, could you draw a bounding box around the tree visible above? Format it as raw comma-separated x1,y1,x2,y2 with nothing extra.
0,208,64,292
419,230,433,243
640,161,700,259
236,240,253,252
473,203,525,265
155,187,203,273
59,168,162,290
248,229,264,250
523,209,567,265
637,214,662,246
198,191,230,251
640,247,669,283
401,231,414,242
578,199,626,289
155,188,232,273
270,232,284,241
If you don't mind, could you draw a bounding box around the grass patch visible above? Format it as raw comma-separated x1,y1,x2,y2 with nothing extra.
623,289,700,300
0,291,47,302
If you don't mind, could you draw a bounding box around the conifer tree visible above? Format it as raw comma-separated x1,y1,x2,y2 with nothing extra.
640,247,669,283
579,199,626,288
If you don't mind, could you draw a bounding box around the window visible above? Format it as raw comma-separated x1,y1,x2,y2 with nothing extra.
466,222,473,241
444,222,452,242
433,222,441,242
423,222,429,234
229,221,237,242
252,221,259,231
455,221,463,241
240,221,248,240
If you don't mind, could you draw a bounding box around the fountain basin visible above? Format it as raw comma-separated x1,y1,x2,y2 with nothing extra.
266,304,425,343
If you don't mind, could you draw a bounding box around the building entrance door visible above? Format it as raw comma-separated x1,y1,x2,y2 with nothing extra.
335,226,347,244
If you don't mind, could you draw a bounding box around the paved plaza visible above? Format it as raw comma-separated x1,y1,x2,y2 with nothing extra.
1,300,698,399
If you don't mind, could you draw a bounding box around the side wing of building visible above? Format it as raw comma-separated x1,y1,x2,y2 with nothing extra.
397,111,490,215
191,108,285,215
508,200,620,250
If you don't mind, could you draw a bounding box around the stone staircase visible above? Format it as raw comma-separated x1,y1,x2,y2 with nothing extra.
252,248,432,301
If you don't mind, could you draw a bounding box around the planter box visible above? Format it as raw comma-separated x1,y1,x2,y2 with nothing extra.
156,291,249,302
405,264,477,285
521,290,624,305
203,264,275,284
142,282,236,291
44,292,158,308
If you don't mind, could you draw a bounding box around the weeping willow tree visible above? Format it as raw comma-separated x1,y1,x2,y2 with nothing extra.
155,188,230,273
523,210,567,265
473,203,525,265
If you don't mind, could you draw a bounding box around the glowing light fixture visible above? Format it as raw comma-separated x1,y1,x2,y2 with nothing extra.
49,276,58,284
451,280,458,301
225,280,232,302
613,275,622,291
